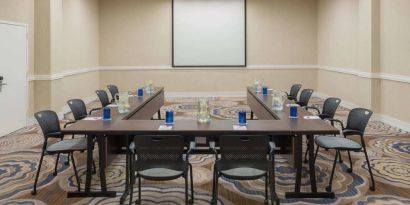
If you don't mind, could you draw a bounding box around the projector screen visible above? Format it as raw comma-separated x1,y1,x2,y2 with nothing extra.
173,0,246,67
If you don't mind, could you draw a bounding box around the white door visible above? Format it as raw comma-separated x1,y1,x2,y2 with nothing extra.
0,22,28,137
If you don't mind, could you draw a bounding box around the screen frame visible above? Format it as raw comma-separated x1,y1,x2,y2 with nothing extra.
172,0,247,68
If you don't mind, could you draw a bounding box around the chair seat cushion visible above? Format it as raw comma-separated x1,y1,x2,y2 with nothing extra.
315,136,362,151
46,138,87,154
220,167,266,179
138,168,184,180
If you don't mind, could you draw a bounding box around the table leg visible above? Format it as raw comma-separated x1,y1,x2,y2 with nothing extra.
294,134,302,193
120,136,131,204
67,135,116,198
308,135,317,192
250,111,254,120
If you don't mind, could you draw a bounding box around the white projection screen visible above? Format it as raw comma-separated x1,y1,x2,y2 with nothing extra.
173,0,246,67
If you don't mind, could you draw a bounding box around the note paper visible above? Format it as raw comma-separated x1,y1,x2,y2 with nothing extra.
304,116,321,120
233,125,247,130
107,104,118,108
83,117,103,121
158,125,173,130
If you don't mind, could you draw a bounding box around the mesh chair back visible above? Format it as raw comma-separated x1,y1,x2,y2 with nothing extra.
298,89,314,106
67,99,88,120
346,108,373,135
34,110,61,138
134,135,185,162
96,90,110,107
322,98,341,119
219,135,269,161
289,84,302,99
107,85,119,101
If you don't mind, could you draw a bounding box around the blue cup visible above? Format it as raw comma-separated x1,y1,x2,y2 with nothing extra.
262,86,268,96
103,107,111,121
165,109,174,125
238,110,247,125
137,88,144,97
289,105,298,118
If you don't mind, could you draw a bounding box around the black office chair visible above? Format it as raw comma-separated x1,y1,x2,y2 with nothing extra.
286,84,302,101
314,108,375,192
211,135,279,205
295,89,313,107
32,110,86,195
96,90,111,108
128,135,195,205
107,84,119,103
304,98,342,162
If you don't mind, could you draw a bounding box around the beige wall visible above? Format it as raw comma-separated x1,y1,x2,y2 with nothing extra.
99,0,318,93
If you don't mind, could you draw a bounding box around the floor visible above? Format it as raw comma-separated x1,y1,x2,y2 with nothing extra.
0,97,409,205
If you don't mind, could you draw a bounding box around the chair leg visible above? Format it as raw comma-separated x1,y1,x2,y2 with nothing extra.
189,164,194,204
92,159,96,174
269,170,279,205
314,145,320,163
363,145,376,191
338,150,343,163
185,173,189,205
326,151,339,192
264,174,269,205
346,151,353,173
70,153,81,192
211,164,218,205
31,149,46,195
129,168,135,205
136,176,141,205
53,153,60,176
157,110,162,120
304,139,309,163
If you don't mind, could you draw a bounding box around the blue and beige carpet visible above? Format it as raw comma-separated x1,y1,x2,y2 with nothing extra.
0,97,409,205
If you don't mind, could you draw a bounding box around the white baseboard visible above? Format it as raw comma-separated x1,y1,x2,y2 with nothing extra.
165,91,246,98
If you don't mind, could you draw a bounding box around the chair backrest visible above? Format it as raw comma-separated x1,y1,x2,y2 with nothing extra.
107,84,119,101
67,99,88,121
34,110,61,138
95,90,110,107
321,98,341,119
219,135,270,161
289,84,302,99
298,89,314,106
134,135,186,163
346,108,373,135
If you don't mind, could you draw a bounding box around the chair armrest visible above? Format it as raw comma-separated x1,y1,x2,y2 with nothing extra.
89,108,102,115
324,118,345,129
63,121,76,128
306,106,320,114
342,129,363,137
129,141,135,154
186,141,196,160
269,142,276,154
209,141,218,159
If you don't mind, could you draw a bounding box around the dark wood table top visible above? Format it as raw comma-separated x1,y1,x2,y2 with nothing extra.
89,87,164,120
63,119,339,136
247,87,313,120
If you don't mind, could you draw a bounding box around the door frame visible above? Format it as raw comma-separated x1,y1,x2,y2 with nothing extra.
0,20,29,129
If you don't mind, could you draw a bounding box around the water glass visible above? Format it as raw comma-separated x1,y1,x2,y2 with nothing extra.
238,110,247,125
165,109,174,125
262,86,268,96
103,107,111,121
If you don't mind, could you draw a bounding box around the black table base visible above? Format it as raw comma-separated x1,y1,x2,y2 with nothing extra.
67,191,117,198
285,192,335,199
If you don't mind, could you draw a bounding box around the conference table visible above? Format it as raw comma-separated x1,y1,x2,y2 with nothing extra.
62,86,339,200
247,87,339,198
65,87,165,198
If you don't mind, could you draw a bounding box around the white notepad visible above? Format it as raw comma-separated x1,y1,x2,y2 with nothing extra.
158,125,173,130
107,104,118,108
304,116,321,120
233,125,247,130
83,117,103,121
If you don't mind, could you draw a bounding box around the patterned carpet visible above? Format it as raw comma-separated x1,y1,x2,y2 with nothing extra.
0,97,409,205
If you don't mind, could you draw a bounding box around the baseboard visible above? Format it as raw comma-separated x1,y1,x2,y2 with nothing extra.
165,91,246,98
314,92,410,132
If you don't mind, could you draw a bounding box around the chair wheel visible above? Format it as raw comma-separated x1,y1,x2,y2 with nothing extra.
53,172,57,176
264,199,269,205
65,161,70,166
346,168,352,173
189,199,194,204
210,199,217,205
31,190,37,195
304,159,308,163
135,200,141,205
325,186,332,192
338,159,343,163
325,148,329,151
370,186,375,191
